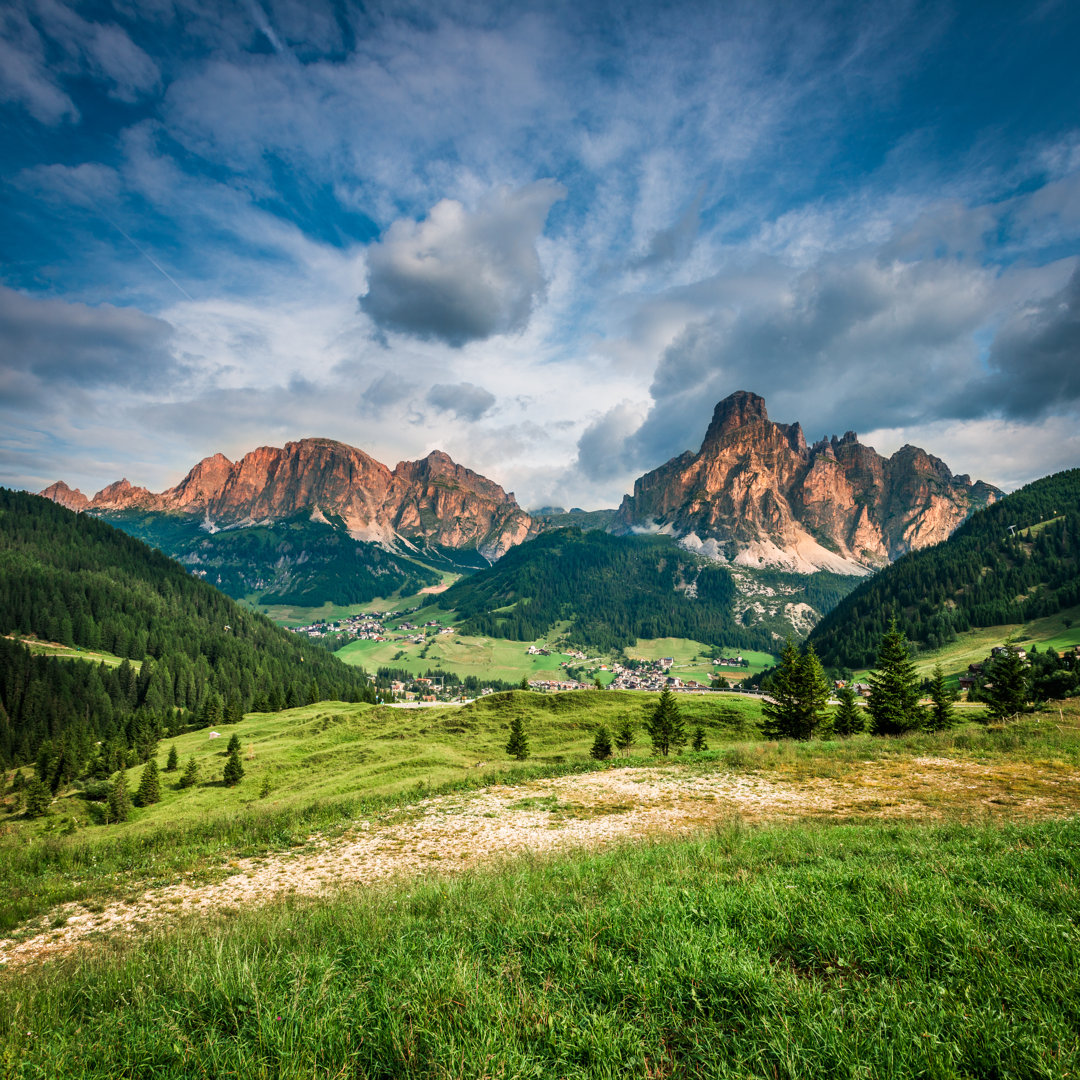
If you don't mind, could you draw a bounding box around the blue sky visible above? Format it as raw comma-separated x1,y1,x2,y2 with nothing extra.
2,0,1079,508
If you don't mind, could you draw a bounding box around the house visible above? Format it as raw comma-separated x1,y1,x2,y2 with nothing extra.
660,657,674,668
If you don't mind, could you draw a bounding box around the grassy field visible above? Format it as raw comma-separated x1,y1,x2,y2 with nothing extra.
625,637,775,684
2,815,1078,1078
3,635,132,668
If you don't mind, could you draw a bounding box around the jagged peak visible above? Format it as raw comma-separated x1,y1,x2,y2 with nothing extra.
700,390,769,448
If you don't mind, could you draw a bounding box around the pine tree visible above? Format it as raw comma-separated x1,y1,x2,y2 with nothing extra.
226,732,241,755
614,715,636,756
505,716,530,761
23,776,52,818
107,771,132,823
179,755,199,789
867,619,924,735
222,745,244,786
518,675,529,691
985,647,1029,722
762,641,830,740
590,725,613,760
645,689,686,755
691,726,708,752
832,685,864,736
926,663,957,731
166,744,179,771
135,757,161,806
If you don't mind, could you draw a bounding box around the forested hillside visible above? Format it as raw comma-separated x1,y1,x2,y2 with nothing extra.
809,469,1080,668
0,490,374,770
436,528,774,652
96,510,444,606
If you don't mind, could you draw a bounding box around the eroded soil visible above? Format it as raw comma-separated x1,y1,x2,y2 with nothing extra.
2,755,1077,968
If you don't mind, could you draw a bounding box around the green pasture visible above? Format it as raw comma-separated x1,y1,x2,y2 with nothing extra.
625,637,775,683
4,635,131,668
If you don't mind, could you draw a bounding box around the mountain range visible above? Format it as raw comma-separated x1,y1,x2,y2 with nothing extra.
38,391,1002,616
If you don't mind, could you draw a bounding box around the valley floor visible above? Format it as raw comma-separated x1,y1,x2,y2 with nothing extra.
4,746,1077,970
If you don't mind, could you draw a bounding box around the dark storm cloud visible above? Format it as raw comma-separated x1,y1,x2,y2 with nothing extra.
574,404,645,482
0,286,179,389
978,266,1080,418
360,182,565,347
426,382,496,421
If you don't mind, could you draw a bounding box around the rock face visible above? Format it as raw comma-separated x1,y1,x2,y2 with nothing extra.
612,391,1001,575
41,439,536,561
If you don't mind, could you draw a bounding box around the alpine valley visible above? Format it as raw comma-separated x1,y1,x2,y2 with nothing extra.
39,391,1003,648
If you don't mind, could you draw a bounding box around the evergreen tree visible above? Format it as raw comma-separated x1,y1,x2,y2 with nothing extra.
926,663,957,731
222,745,244,786
590,724,613,760
107,771,132,823
199,691,224,729
226,732,241,755
505,716,530,761
645,689,686,755
832,684,864,736
518,676,529,691
614,715,636,755
762,641,830,740
166,744,179,771
134,757,161,806
985,647,1030,722
179,755,199,789
23,776,52,818
691,726,708,752
867,619,924,735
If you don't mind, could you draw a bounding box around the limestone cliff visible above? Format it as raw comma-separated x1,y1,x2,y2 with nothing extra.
612,391,1001,574
41,439,536,560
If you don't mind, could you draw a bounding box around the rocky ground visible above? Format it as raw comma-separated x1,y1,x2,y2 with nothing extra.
2,755,1076,969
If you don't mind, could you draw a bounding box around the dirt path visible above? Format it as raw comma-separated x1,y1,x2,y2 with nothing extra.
2,756,1077,968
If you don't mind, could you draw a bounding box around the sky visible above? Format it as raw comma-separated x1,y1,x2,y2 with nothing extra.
2,0,1079,510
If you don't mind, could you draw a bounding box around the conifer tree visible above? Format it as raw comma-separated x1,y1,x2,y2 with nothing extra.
222,745,244,786
985,646,1030,722
23,776,52,818
518,675,529,691
505,716,530,761
691,726,708,752
614,715,636,755
762,640,830,740
925,663,957,731
645,689,686,755
832,684,864,736
226,732,241,755
107,771,131,823
166,744,179,771
867,619,924,735
590,724,613,760
135,757,160,806
179,755,199,789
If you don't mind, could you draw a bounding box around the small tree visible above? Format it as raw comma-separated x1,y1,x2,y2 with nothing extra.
985,646,1030,722
645,689,686,756
832,684,864,736
614,715,636,756
925,663,957,731
107,771,132,823
226,732,241,755
691,726,708,752
179,755,199,789
23,777,52,818
518,675,529,691
506,716,530,761
590,725,613,760
867,619,924,735
762,640,830,741
166,744,179,771
135,757,161,806
223,745,245,786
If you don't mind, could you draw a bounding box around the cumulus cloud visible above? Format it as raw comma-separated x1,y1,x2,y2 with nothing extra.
0,286,178,388
575,402,649,482
426,382,496,421
360,182,566,346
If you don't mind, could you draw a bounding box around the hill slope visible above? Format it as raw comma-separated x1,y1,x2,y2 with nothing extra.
808,469,1080,668
0,489,374,769
434,528,853,653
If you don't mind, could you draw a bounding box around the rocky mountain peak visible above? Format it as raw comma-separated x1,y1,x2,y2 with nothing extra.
613,392,1001,575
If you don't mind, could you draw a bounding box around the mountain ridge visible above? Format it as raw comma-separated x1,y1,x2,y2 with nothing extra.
612,391,1001,575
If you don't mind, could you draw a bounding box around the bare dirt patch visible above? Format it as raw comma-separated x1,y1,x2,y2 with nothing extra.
2,757,1077,969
